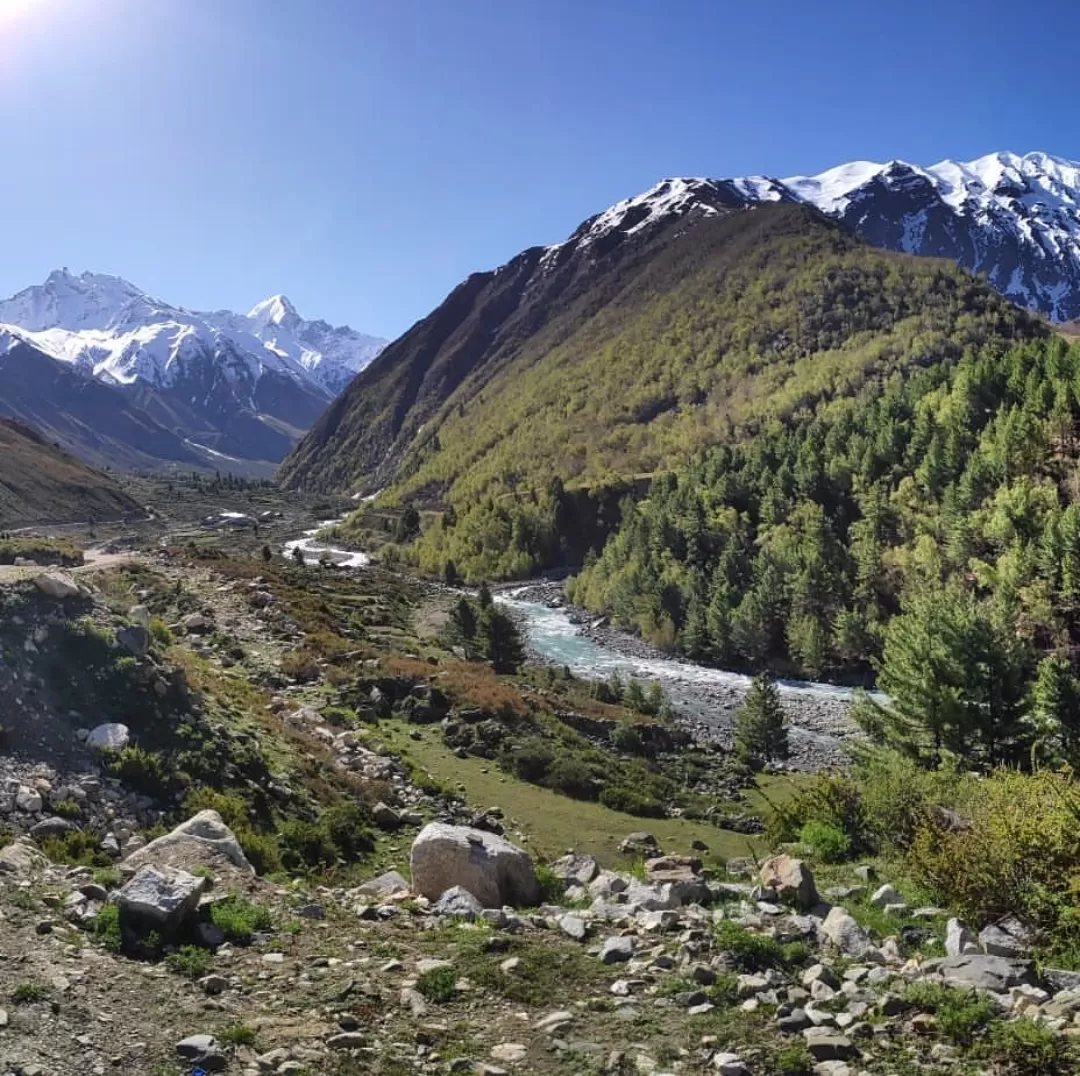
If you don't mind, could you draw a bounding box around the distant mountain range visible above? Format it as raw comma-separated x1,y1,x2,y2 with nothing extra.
0,270,385,474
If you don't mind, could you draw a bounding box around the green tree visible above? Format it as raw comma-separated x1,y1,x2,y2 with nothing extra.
733,673,788,767
478,606,525,673
449,597,478,655
1032,654,1080,764
856,583,1030,767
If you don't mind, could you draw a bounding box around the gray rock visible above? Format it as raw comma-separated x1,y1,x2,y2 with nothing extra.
129,604,151,628
551,852,599,887
355,869,411,900
979,916,1034,958
776,1008,812,1033
711,1053,750,1076
372,802,402,831
34,572,80,600
599,935,635,964
199,974,229,996
85,723,131,752
435,885,485,919
869,884,902,907
759,855,818,910
175,1034,226,1071
939,953,1037,993
15,788,43,813
822,906,873,958
945,917,980,957
30,816,74,839
559,914,588,941
116,625,150,656
124,809,253,874
410,822,538,908
803,963,841,990
802,1031,856,1061
1044,968,1080,994
117,866,205,932
327,1032,367,1048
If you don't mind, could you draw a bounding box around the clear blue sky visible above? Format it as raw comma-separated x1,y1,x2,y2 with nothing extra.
1,0,1076,339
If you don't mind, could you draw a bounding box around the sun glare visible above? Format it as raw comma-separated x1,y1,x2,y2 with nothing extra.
0,0,44,26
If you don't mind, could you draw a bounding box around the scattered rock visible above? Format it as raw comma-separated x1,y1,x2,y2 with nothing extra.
551,852,599,887
34,571,80,600
85,723,131,752
124,809,253,875
945,917,979,958
822,907,873,958
600,935,635,964
939,954,1038,993
435,885,485,919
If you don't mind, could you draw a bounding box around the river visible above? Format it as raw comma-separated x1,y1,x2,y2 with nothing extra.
284,522,863,768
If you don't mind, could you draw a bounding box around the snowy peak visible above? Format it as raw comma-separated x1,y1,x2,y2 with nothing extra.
248,293,300,329
563,150,1080,322
0,272,386,396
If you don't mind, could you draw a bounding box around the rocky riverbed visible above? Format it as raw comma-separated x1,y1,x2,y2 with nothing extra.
501,581,868,772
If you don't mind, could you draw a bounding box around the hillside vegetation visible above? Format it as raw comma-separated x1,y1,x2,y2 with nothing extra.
0,418,141,527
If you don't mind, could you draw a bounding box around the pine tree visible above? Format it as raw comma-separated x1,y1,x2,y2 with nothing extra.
733,673,788,767
477,605,525,673
1032,654,1080,763
450,597,478,655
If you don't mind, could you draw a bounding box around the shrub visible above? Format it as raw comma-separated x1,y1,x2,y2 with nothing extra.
167,945,214,979
534,864,566,905
38,828,113,868
11,982,50,1003
148,616,175,648
773,1042,814,1076
545,755,597,800
500,737,553,783
92,903,123,951
987,1016,1076,1075
903,982,997,1046
598,784,665,817
767,773,871,853
209,896,272,945
218,1023,256,1047
51,798,82,820
105,746,169,796
611,723,644,755
907,767,1080,936
416,965,457,1003
714,921,808,972
798,820,852,863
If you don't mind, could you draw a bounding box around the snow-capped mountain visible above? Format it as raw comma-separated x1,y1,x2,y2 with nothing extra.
556,152,1080,322
0,270,386,468
0,269,385,396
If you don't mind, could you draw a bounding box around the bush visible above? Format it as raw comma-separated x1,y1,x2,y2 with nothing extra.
209,896,272,945
500,737,553,783
987,1016,1076,1075
218,1023,256,1047
773,1042,814,1076
416,965,457,1003
767,773,872,854
534,864,566,905
907,767,1080,937
104,746,169,796
38,828,113,868
92,903,123,951
167,945,214,979
148,616,175,648
611,723,645,755
598,784,665,817
11,982,50,1003
903,982,997,1046
545,755,597,800
798,820,852,863
714,921,809,972
278,803,374,874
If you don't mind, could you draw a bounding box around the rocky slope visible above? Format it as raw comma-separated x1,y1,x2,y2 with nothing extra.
0,419,142,526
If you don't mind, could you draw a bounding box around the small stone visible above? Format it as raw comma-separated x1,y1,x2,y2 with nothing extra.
326,1032,366,1048
869,884,902,907
199,974,229,995
599,935,634,964
559,914,588,941
490,1043,527,1063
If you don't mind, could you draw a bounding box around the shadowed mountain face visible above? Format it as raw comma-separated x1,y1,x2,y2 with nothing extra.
280,196,1040,504
0,417,142,527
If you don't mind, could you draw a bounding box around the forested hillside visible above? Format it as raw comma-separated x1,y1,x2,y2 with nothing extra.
570,335,1080,721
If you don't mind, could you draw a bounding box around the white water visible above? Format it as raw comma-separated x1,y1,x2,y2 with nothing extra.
283,519,371,568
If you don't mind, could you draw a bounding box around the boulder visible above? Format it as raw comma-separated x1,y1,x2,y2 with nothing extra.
85,723,130,753
759,855,818,910
434,886,484,919
355,869,411,901
869,884,902,907
979,915,1034,958
117,866,205,932
129,604,152,628
116,625,150,657
599,935,635,964
551,852,600,887
34,571,80,599
0,838,49,874
939,953,1037,993
123,809,253,876
30,817,74,840
410,822,539,908
822,906,873,958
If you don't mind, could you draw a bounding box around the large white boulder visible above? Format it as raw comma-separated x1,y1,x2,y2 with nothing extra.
85,723,130,752
410,822,539,908
124,809,253,875
760,855,819,910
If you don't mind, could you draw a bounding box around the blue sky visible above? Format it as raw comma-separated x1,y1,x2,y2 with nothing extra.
1,0,1076,339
